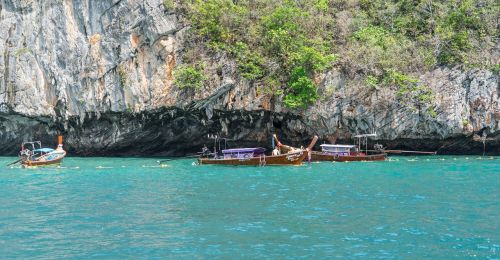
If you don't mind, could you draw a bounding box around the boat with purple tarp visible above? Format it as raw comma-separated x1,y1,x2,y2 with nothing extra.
198,135,318,166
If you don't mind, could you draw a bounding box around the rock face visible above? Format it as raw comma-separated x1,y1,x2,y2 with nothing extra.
0,0,498,156
307,68,499,154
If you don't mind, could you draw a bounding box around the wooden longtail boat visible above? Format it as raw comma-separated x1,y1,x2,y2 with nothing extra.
310,134,387,162
198,135,318,166
310,149,387,162
198,148,306,166
272,134,319,162
20,136,67,167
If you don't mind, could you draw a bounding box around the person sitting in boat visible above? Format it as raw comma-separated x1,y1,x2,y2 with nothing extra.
272,147,281,156
201,144,210,157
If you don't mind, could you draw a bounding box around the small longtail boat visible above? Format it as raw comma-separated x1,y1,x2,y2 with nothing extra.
198,135,318,166
310,134,387,162
19,136,67,167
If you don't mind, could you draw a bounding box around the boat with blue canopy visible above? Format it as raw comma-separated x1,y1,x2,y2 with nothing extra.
19,136,67,167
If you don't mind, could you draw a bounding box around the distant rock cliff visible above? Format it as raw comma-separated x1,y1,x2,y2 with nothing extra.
0,0,498,155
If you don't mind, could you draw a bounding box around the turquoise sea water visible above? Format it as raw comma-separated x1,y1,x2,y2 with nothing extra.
0,156,498,259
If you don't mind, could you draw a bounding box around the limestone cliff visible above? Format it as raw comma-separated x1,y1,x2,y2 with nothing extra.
0,0,498,156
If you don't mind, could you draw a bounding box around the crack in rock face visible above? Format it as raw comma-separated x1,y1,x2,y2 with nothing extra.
0,1,498,156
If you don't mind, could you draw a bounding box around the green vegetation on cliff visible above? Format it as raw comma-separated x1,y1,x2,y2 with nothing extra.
173,0,498,109
173,64,207,90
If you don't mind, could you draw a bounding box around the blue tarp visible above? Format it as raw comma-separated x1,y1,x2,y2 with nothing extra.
33,148,55,153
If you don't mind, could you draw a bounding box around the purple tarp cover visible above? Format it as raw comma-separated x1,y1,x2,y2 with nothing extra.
222,147,266,154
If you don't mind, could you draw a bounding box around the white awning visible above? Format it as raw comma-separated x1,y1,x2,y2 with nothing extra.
353,133,377,138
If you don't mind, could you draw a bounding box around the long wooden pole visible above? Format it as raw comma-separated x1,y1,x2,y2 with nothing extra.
6,159,22,167
368,149,437,155
307,136,318,151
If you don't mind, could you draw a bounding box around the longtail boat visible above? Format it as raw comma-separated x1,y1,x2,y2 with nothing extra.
19,136,67,167
272,134,319,161
310,134,387,162
198,135,318,166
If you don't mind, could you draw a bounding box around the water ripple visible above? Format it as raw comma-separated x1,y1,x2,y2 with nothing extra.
0,156,498,258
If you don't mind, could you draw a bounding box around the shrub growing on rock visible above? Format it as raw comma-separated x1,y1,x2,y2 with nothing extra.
173,64,207,90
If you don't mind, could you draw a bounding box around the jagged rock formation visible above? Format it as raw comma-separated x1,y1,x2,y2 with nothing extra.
0,0,498,156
